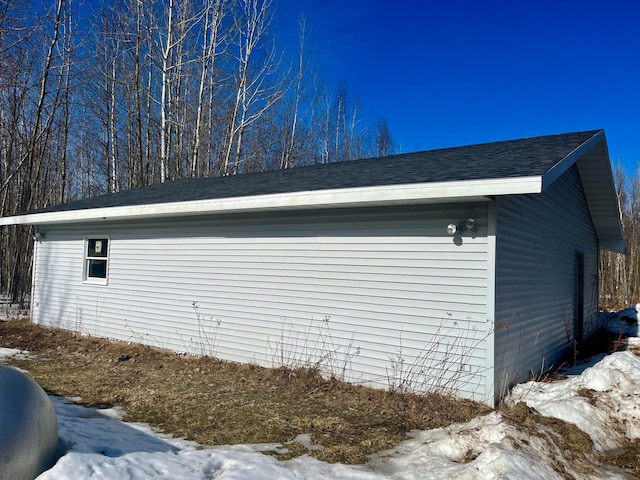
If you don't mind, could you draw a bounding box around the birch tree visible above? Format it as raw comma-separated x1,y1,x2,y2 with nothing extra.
317,81,369,164
221,0,285,175
151,0,205,181
0,0,75,301
190,0,226,177
0,0,397,301
375,117,394,157
600,165,640,308
280,16,307,170
157,0,175,183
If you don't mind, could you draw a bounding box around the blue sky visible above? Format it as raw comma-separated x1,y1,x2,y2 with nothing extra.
273,0,639,172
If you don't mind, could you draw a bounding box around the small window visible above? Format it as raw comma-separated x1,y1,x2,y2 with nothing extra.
84,238,109,284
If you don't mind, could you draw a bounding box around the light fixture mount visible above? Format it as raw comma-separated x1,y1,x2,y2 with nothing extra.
447,218,475,236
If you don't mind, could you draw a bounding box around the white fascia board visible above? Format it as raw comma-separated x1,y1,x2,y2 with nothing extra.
0,176,542,226
541,130,604,191
600,239,627,254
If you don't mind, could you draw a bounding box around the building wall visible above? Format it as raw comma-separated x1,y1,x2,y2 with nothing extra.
32,203,492,401
493,165,599,398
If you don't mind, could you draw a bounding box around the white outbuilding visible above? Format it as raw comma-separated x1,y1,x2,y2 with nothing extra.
0,130,624,405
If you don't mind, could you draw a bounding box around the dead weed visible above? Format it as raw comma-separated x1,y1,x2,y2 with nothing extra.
0,320,489,464
502,402,594,478
6,319,639,474
600,439,640,477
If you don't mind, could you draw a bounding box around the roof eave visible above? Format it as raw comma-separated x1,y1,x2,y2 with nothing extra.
540,130,605,190
540,130,625,252
0,176,543,226
574,135,626,253
600,239,626,254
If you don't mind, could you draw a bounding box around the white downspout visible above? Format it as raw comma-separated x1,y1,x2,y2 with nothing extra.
485,201,497,406
30,228,40,324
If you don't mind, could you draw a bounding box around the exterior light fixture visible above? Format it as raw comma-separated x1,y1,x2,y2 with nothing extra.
447,218,475,236
33,232,45,240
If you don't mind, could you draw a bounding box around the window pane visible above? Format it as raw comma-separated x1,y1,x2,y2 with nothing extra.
88,259,107,278
88,239,108,257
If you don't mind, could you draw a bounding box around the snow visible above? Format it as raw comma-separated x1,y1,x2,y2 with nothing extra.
509,351,640,451
0,294,29,321
1,305,639,479
369,413,567,480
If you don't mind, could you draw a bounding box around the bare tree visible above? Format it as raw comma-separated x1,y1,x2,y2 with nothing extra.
191,0,227,177
0,0,396,302
126,0,150,188
280,16,307,170
0,0,76,301
375,117,395,157
316,81,370,164
221,0,285,175
600,164,640,309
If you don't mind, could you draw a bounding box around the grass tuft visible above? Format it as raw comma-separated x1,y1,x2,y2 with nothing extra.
0,319,489,464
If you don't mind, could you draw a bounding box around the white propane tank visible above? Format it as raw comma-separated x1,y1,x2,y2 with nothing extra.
0,364,59,480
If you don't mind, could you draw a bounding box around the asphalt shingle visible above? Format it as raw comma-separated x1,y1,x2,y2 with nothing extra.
32,130,601,214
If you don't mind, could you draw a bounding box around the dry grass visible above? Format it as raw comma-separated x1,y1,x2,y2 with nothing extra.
4,318,638,474
0,319,490,464
503,402,593,454
502,402,594,478
600,439,640,477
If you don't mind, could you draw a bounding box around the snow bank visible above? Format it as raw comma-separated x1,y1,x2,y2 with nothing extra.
369,412,566,480
508,351,640,451
603,304,639,336
0,347,29,359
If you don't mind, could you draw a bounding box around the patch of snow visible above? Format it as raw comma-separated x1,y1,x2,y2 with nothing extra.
0,347,29,359
602,304,639,336
0,295,30,321
507,351,640,452
38,349,640,480
0,305,636,479
291,433,325,451
38,394,390,480
370,412,567,480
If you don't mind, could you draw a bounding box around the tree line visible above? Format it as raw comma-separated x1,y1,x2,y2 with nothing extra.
1,1,636,311
599,165,640,310
0,0,395,301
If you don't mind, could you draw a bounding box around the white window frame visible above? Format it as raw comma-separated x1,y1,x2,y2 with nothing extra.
83,237,110,285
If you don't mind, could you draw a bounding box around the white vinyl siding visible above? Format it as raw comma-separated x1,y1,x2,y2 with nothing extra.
493,165,599,398
32,204,491,401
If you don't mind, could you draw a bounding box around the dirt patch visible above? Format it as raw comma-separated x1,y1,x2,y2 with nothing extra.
0,319,490,464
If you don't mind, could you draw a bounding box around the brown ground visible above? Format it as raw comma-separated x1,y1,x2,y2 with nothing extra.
0,319,489,464
1,318,638,476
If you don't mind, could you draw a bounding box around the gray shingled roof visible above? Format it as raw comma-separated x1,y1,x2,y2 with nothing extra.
33,130,601,214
